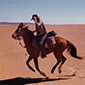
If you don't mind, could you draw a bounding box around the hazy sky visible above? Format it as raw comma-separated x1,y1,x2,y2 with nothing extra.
0,0,85,24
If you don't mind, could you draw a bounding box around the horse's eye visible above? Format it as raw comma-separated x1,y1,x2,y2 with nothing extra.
18,28,22,32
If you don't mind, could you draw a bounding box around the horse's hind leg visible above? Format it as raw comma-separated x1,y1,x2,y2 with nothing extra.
58,55,67,74
51,52,61,74
26,56,35,72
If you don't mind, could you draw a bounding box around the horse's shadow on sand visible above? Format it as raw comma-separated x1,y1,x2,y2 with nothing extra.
0,77,69,85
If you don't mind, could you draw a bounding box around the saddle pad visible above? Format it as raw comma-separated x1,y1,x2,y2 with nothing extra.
45,36,56,48
32,36,56,48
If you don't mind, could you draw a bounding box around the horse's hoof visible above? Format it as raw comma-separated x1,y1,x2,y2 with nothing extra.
51,71,53,74
32,69,35,72
28,68,35,72
45,76,49,80
59,70,62,74
51,70,54,74
40,71,47,77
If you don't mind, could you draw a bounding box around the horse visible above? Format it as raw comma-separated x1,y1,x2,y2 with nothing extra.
12,23,82,78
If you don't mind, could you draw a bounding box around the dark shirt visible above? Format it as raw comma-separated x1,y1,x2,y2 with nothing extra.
35,19,47,36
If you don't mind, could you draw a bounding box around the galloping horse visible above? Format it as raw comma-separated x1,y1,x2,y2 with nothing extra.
12,23,82,78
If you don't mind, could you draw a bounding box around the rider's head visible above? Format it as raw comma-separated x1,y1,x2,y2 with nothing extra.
31,14,40,22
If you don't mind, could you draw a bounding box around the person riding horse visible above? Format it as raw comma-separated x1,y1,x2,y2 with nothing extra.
31,14,47,58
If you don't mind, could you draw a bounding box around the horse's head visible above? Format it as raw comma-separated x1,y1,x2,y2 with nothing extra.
12,23,29,40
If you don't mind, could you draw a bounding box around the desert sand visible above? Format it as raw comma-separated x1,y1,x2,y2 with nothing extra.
0,24,85,85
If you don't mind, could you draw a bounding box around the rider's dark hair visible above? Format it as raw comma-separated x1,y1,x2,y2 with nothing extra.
31,14,40,22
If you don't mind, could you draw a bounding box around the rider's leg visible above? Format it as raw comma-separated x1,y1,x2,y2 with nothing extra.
39,34,47,58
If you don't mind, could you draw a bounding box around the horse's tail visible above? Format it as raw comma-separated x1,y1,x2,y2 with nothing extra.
67,40,83,59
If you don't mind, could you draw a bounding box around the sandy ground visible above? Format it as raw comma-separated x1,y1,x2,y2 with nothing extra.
0,24,85,85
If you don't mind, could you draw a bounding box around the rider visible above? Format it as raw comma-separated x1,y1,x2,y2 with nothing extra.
31,14,47,58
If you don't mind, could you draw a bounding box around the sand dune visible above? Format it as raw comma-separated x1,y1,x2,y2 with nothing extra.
0,24,85,85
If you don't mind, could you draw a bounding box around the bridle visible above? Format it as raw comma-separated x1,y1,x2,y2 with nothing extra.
19,39,26,48
18,28,32,48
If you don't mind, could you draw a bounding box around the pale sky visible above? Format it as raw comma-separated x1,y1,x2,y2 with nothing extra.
0,0,85,24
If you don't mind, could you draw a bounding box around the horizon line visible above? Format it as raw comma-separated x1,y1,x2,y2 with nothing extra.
0,21,85,25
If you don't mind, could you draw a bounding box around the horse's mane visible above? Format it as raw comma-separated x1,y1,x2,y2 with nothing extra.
24,28,34,38
18,23,34,37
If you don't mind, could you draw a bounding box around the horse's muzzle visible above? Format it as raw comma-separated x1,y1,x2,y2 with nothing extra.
12,33,20,40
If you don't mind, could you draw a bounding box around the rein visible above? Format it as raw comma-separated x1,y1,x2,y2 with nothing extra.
19,40,28,56
19,40,26,48
19,39,31,48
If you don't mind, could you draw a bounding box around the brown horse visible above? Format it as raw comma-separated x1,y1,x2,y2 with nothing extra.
12,23,82,78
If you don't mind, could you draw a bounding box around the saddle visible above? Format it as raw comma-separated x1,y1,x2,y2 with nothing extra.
32,31,57,48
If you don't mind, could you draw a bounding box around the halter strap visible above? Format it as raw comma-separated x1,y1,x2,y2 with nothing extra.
19,40,31,48
19,40,26,48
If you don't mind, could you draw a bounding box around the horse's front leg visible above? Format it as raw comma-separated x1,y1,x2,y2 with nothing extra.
26,56,35,72
34,57,49,79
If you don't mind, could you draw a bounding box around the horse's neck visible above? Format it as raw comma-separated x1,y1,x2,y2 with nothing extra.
23,30,34,47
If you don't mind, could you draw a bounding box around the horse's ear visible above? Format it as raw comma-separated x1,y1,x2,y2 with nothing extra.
19,23,25,28
26,26,29,28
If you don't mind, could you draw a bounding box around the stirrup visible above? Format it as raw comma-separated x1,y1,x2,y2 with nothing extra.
41,53,47,58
